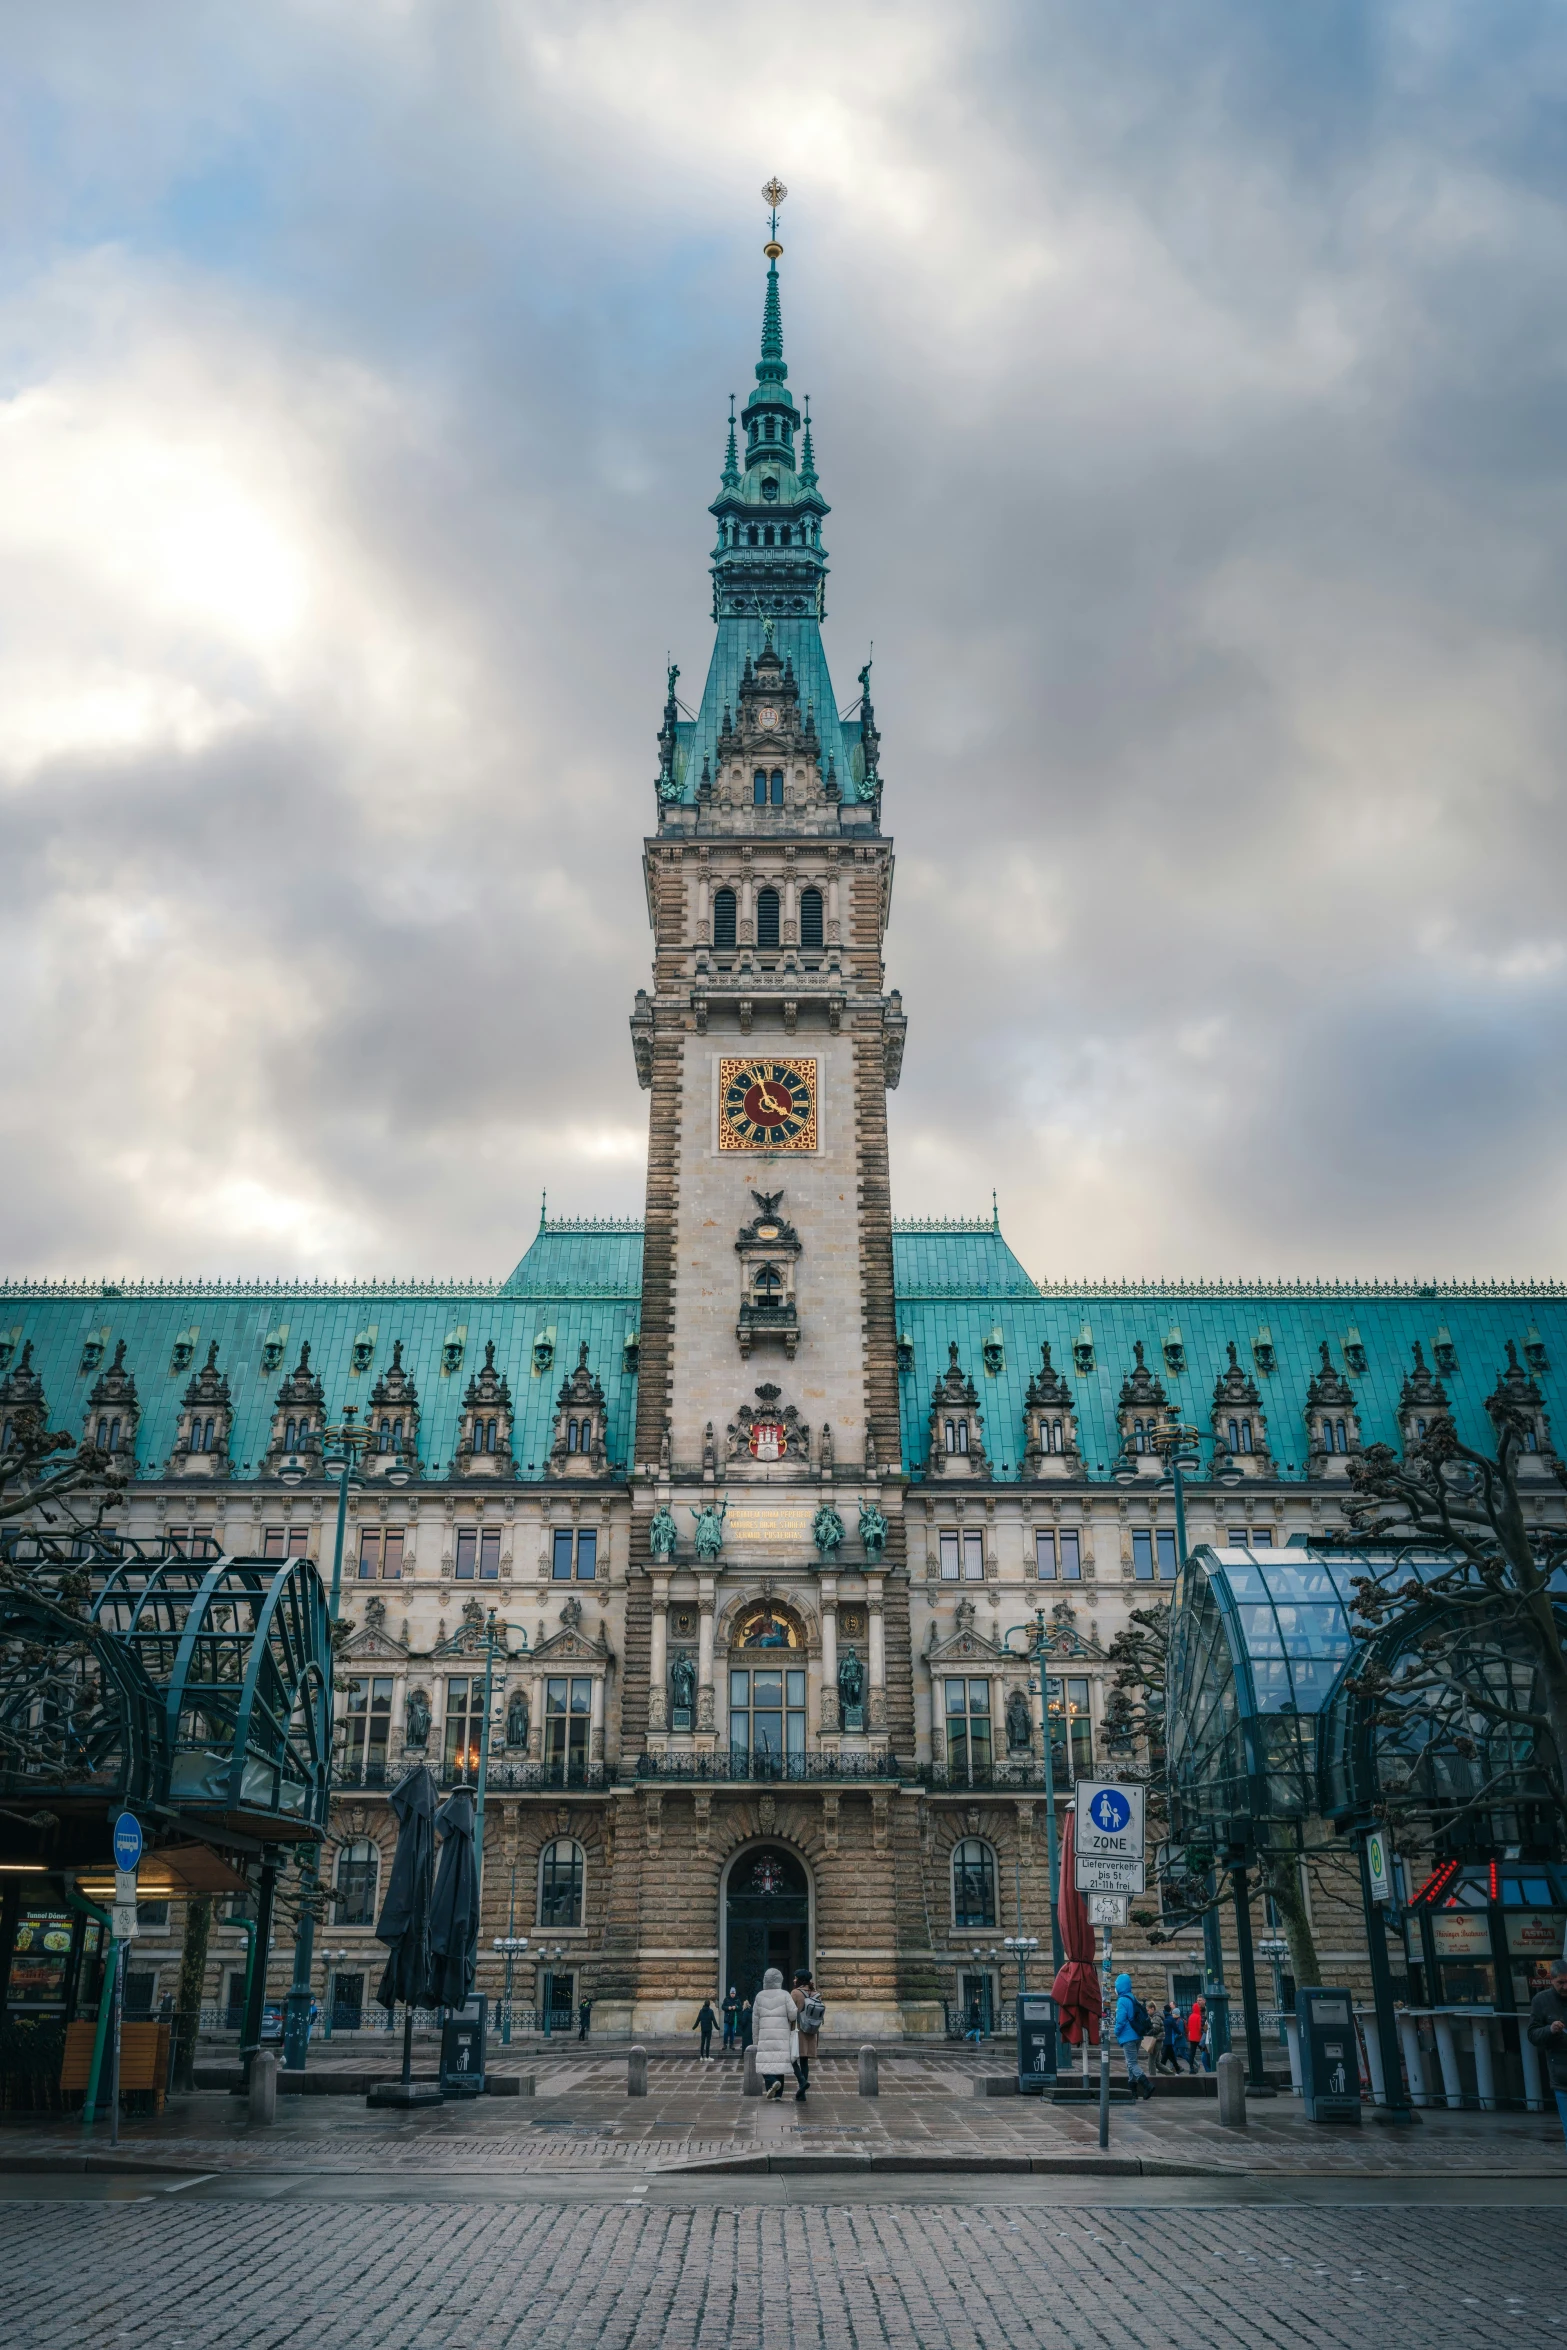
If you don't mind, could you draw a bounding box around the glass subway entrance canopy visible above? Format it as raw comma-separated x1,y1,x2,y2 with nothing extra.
1163,1541,1556,1859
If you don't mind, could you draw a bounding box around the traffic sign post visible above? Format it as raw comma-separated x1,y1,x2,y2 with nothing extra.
1365,1829,1394,1905
1088,1894,1128,1927
112,1813,143,1874
1074,1782,1146,1893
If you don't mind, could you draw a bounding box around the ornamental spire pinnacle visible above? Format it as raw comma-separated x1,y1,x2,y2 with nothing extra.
757,177,788,386
721,393,740,489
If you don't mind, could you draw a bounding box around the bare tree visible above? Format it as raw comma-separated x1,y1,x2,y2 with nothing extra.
1341,1362,1567,1843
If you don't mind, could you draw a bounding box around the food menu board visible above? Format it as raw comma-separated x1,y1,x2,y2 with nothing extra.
7,1910,76,2007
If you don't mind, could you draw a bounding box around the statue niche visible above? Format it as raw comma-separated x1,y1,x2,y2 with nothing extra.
735,1190,801,1360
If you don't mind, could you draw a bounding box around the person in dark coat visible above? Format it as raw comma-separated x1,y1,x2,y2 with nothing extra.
694,1998,719,2061
1527,1955,1567,2142
722,1986,740,2051
739,1995,753,2051
1156,2003,1182,2073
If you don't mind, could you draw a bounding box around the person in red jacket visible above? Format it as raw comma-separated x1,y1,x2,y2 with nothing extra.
1185,1995,1210,2074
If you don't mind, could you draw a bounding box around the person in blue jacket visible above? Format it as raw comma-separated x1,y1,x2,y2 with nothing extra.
1113,1972,1153,2100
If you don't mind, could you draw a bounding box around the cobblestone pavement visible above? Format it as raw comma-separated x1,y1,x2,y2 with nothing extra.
5,2052,1563,2176
4,2197,1561,2347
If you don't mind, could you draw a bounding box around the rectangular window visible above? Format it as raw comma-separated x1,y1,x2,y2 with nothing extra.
1059,1529,1082,1580
576,1529,597,1581
455,1527,477,1579
344,1675,393,1784
137,1901,170,1931
939,1531,960,1580
945,1677,993,1786
359,1530,380,1580
552,1529,575,1581
480,1529,501,1581
1229,1528,1272,1548
1066,1676,1093,1776
382,1528,404,1579
263,1527,285,1562
962,1530,985,1581
1156,1528,1178,1580
544,1674,593,1785
444,1677,483,1779
1036,1529,1056,1580
1132,1530,1155,1581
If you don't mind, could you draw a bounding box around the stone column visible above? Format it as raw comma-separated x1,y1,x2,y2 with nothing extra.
697,1583,717,1735
648,1575,669,1733
867,1579,887,1733
819,1574,839,1734
590,1670,606,1763
528,1669,545,1760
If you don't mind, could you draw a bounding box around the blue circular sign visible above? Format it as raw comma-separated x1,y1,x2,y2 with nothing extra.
1089,1788,1131,1835
112,1811,143,1873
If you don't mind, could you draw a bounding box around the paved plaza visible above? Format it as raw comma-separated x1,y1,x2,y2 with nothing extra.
6,2194,1563,2349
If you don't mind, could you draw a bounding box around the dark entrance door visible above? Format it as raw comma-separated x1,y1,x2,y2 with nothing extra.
725,1847,809,2005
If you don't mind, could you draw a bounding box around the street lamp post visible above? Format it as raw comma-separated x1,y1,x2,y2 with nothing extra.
1005,1606,1092,1973
319,1950,349,2039
1002,1935,1039,2002
1152,1417,1241,2065
493,1936,530,2044
281,1406,405,2075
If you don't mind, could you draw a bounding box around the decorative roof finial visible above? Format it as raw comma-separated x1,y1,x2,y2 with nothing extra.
762,176,787,258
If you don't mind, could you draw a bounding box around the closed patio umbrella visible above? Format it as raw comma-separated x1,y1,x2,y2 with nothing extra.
374,1763,437,2086
1050,1806,1101,2066
424,1785,479,2012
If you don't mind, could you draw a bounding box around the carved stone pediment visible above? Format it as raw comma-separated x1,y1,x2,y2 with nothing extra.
532,1625,612,1664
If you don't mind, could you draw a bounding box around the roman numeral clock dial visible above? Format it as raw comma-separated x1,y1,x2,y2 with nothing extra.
718,1057,818,1151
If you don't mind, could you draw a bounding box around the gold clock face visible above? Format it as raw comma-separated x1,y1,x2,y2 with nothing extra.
718,1056,817,1151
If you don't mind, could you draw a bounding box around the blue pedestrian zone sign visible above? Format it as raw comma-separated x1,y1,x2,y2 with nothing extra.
112,1812,143,1874
1089,1789,1130,1835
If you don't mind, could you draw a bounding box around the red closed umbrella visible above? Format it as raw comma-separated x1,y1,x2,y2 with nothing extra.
1050,1806,1102,2048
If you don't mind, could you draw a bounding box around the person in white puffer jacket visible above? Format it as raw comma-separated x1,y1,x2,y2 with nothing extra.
750,1967,798,2099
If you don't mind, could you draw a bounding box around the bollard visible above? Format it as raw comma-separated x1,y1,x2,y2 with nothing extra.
858,2045,879,2098
742,2044,762,2096
627,2045,648,2097
248,2049,277,2126
1216,2050,1248,2129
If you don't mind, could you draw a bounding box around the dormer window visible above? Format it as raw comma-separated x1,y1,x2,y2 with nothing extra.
761,473,779,497
800,888,823,948
1226,1417,1254,1454
756,888,781,949
713,888,737,950
945,1418,969,1455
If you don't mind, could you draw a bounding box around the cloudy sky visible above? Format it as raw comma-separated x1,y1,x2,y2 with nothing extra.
3,1,1565,1285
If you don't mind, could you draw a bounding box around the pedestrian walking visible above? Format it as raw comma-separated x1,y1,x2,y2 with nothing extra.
739,1995,753,2052
1527,1955,1567,2145
791,1969,825,2101
695,1997,719,2061
1112,1972,1154,2099
1185,1995,1209,2073
577,1997,592,2043
751,1966,798,2099
1156,2003,1182,2074
721,1985,739,2051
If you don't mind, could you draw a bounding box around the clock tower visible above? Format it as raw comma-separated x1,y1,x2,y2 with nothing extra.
625,192,913,1773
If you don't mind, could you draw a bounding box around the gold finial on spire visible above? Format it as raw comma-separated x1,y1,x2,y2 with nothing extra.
762,176,786,258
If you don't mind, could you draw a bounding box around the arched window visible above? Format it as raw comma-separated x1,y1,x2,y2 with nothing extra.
1133,1419,1147,1453
567,1419,580,1453
1335,1419,1347,1452
1051,1419,1063,1452
753,1265,783,1301
753,769,767,805
799,886,823,948
957,1419,969,1455
1415,1417,1427,1439
486,1418,497,1453
747,523,759,545
334,1838,379,1927
203,1416,215,1451
109,1418,121,1453
763,524,775,546
378,1419,391,1453
1526,1424,1539,1452
765,416,775,440
945,1418,956,1452
1239,1419,1253,1454
769,769,783,805
1227,1418,1239,1452
538,1838,585,1929
713,888,737,950
756,887,780,949
952,1838,996,1929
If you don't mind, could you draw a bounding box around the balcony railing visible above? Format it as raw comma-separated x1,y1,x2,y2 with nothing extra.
916,1760,1074,1794
635,1746,903,1784
334,1757,608,1794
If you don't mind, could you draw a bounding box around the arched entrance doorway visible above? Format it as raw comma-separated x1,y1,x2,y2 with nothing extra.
723,1846,810,2005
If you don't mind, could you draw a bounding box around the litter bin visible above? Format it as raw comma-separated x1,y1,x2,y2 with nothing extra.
440,1996,487,2098
1296,1987,1361,2125
1016,1991,1059,2092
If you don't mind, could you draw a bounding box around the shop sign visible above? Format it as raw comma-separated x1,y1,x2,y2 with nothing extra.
1506,1911,1564,1956
1431,1912,1491,1957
